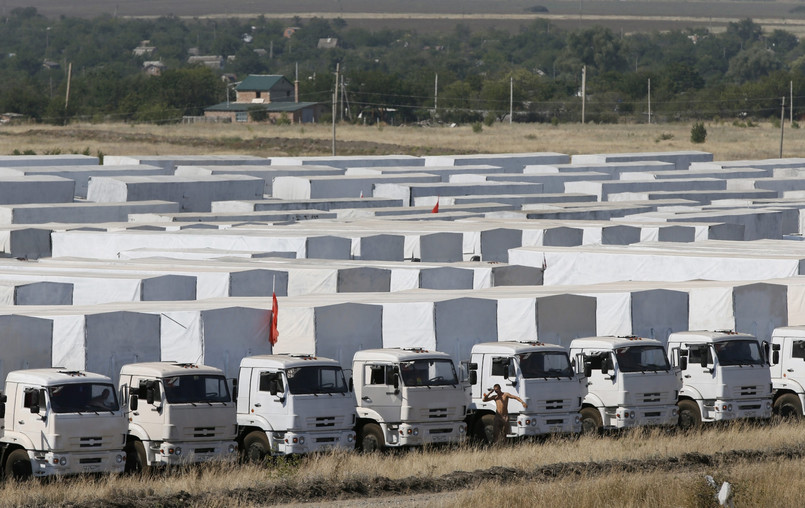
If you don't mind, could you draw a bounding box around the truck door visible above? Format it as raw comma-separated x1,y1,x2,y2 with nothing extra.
360,364,400,422
129,376,164,436
787,339,805,386
17,384,47,450
249,369,287,422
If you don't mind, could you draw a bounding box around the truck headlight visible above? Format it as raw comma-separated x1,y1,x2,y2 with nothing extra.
228,444,237,454
727,404,733,412
115,454,124,464
766,401,772,410
574,415,580,424
174,447,182,456
298,436,305,445
629,411,635,419
459,425,466,433
347,433,355,442
413,428,419,436
530,419,537,427
672,408,678,416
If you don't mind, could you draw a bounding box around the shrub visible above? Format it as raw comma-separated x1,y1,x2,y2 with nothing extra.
690,122,707,143
472,122,483,133
483,115,495,127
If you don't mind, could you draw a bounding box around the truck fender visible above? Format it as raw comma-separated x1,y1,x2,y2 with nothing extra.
678,386,703,403
581,393,606,411
773,379,805,399
355,407,385,426
126,423,151,444
236,414,275,437
0,430,37,455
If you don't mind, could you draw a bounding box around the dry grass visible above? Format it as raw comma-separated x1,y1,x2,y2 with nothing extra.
0,422,803,506
0,120,801,161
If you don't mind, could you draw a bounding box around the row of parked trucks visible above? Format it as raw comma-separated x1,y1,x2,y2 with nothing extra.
2,326,804,478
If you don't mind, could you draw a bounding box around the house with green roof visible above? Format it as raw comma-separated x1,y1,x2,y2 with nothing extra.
204,74,325,124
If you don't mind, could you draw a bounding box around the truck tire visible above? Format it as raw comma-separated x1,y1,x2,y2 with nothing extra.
473,414,496,444
359,423,385,452
677,400,702,430
242,431,270,462
580,408,602,435
4,449,32,480
773,393,802,421
125,440,150,474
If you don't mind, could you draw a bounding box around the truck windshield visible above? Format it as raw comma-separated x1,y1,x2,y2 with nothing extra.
399,359,458,386
286,366,348,395
615,346,670,372
163,375,231,404
518,352,574,378
714,340,764,366
48,383,119,413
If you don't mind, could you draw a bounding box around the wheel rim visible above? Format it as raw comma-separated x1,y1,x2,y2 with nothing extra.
362,434,379,452
581,417,597,434
247,443,266,461
679,409,696,429
780,403,798,419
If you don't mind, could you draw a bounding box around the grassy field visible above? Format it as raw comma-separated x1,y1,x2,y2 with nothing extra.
0,120,800,161
1,422,804,507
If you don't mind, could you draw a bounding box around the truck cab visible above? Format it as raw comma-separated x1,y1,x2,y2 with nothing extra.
466,341,583,442
237,354,356,459
767,326,805,419
0,369,127,479
119,362,238,472
570,336,680,433
352,348,467,451
667,330,772,428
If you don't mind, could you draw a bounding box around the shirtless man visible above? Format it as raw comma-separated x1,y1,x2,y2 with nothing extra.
482,384,527,443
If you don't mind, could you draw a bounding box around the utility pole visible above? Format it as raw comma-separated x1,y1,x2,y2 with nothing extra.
791,80,794,127
340,73,346,122
64,62,72,111
780,96,785,158
509,76,513,125
434,73,438,115
332,63,339,156
647,78,651,125
581,65,586,124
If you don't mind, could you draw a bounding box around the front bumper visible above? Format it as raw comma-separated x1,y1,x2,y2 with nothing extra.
605,405,678,429
30,449,126,477
705,398,772,422
513,412,581,436
272,429,356,455
151,440,238,466
386,421,467,447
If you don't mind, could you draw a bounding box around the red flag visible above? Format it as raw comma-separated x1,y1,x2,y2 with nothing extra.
431,198,439,213
270,292,279,345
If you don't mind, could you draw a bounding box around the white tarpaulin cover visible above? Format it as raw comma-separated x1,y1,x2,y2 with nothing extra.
0,314,52,383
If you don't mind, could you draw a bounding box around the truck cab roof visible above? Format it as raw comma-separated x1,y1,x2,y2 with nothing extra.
570,336,663,350
239,354,342,370
668,331,757,344
472,341,567,355
772,326,805,340
120,362,224,378
353,348,453,363
6,368,114,386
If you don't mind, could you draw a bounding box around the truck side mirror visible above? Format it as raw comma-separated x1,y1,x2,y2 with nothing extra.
392,373,399,390
269,378,279,396
680,357,688,370
145,381,158,405
700,351,708,368
24,388,40,414
348,377,353,392
469,371,477,385
584,363,592,378
601,356,612,375
130,394,139,411
231,378,238,400
506,359,516,380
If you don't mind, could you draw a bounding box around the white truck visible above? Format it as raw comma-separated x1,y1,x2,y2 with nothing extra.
465,341,583,442
569,336,680,433
667,330,772,428
236,354,356,459
0,369,128,479
767,326,805,419
119,362,238,472
352,348,467,451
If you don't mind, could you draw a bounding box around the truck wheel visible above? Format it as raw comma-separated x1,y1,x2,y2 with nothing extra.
473,414,495,444
677,400,702,430
242,431,270,462
580,408,602,435
359,423,385,452
4,449,32,480
125,440,149,474
773,393,802,421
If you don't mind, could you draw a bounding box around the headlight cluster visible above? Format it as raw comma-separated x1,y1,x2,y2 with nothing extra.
51,456,67,466
286,436,305,445
161,447,182,455
616,411,636,419
228,444,237,454
347,433,355,442
115,454,125,464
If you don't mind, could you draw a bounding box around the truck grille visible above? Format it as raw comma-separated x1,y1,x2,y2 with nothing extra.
738,386,759,397
79,458,102,464
428,428,453,434
738,404,761,410
315,437,336,443
641,393,662,403
545,400,565,410
79,437,103,448
304,415,346,429
193,427,216,438
193,448,215,454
